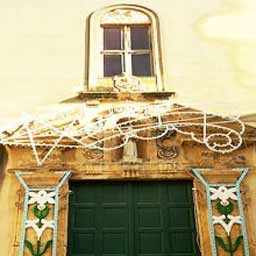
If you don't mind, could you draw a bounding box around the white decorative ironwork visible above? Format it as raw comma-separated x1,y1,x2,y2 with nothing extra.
28,190,55,210
0,101,245,165
193,169,249,256
209,186,238,206
210,186,241,236
210,186,244,254
16,171,71,256
212,215,242,236
25,219,54,240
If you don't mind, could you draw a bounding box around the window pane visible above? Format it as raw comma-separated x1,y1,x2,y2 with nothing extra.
104,55,122,76
104,27,122,50
132,54,152,76
131,26,150,50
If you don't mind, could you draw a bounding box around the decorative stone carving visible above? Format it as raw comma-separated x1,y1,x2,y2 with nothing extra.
83,148,103,160
38,147,62,164
123,169,140,177
101,9,150,25
157,145,178,160
201,151,217,161
232,155,247,165
246,130,256,138
113,72,141,93
200,151,247,167
156,130,179,160
159,164,179,173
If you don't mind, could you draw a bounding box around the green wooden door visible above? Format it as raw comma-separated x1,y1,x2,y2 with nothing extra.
68,181,200,256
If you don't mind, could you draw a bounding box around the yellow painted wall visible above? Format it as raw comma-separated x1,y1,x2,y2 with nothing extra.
0,0,255,126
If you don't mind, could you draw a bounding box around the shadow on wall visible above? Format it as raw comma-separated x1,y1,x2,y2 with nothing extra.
0,145,8,190
84,13,90,88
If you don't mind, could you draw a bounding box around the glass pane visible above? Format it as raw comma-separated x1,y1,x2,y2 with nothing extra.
132,54,152,76
104,27,122,50
104,55,122,76
131,26,150,50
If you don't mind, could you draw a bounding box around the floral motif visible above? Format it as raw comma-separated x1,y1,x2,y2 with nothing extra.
26,219,54,240
212,215,241,236
25,191,55,256
28,190,55,210
209,186,237,206
210,186,243,255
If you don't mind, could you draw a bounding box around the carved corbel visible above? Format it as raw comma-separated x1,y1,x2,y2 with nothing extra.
156,130,179,160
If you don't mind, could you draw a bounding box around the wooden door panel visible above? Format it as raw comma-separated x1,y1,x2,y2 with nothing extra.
68,181,200,256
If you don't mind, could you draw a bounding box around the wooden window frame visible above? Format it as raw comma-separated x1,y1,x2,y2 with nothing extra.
100,25,153,77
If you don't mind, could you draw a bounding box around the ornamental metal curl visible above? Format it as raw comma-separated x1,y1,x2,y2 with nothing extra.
0,102,245,165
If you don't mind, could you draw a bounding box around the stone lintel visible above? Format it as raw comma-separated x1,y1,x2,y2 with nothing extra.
78,91,175,101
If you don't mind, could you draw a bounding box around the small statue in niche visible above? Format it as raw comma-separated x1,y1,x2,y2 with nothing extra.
122,128,142,163
123,137,138,162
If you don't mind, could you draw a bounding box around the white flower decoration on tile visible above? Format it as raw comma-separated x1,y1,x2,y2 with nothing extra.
28,190,55,210
212,215,241,236
25,219,54,240
209,186,237,206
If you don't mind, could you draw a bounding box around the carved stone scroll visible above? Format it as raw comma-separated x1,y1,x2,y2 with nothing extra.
83,148,103,160
113,72,141,93
156,130,179,160
101,9,151,24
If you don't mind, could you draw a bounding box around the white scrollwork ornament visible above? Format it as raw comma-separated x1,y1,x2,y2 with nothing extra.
0,102,245,165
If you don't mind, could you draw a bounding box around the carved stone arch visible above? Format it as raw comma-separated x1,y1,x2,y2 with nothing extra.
88,4,165,92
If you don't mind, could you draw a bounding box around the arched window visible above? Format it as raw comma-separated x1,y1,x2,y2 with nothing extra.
88,4,164,92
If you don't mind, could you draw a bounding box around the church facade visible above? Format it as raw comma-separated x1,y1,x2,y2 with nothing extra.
0,3,256,256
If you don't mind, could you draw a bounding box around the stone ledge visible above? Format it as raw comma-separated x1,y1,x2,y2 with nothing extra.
78,91,175,101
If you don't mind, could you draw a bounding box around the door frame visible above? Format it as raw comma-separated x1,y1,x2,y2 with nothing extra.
62,171,210,256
